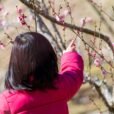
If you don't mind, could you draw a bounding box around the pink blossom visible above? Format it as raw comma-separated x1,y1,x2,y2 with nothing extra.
80,17,93,26
16,6,27,26
112,43,114,47
80,18,86,26
94,58,101,67
59,15,65,22
0,20,6,27
17,15,27,25
55,15,65,22
61,9,69,17
55,10,69,22
18,15,27,25
85,17,93,23
16,6,23,14
18,8,23,14
0,4,4,12
29,15,35,21
101,69,107,76
0,42,5,49
17,17,20,23
55,15,60,22
91,52,96,58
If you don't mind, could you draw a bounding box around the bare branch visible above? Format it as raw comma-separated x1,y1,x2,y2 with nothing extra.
41,0,66,49
36,15,63,52
86,0,114,35
19,0,114,55
85,74,114,112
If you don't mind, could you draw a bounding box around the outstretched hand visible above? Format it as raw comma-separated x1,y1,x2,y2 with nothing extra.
63,39,76,53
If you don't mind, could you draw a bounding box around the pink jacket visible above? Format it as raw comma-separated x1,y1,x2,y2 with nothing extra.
0,51,84,114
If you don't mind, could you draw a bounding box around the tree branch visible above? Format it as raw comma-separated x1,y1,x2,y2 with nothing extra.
86,0,114,35
85,74,114,112
19,0,114,55
36,15,63,52
41,0,66,49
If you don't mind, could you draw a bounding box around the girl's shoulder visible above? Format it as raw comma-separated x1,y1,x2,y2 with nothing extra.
0,90,18,105
1,90,17,98
0,90,11,112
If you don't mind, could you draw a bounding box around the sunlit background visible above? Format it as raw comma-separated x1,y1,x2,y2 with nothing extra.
0,0,114,114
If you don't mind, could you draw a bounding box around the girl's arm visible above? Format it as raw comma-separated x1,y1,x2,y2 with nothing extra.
59,39,84,101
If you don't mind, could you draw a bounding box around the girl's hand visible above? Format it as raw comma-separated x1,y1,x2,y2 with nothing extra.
63,39,76,53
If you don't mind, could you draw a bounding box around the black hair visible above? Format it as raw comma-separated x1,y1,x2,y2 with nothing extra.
5,32,58,91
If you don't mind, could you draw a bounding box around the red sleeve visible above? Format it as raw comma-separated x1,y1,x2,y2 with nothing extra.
0,94,10,114
59,51,84,101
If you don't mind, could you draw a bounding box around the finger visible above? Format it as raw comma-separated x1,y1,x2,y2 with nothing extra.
71,45,76,51
68,38,76,47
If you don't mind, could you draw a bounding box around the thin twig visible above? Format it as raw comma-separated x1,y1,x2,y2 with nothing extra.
19,0,114,56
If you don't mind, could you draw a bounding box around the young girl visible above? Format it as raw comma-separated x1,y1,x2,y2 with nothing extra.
0,32,84,114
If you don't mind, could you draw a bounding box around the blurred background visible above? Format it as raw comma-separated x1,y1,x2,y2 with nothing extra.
0,0,114,114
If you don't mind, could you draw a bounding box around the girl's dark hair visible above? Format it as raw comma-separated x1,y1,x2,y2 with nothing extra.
5,32,58,91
